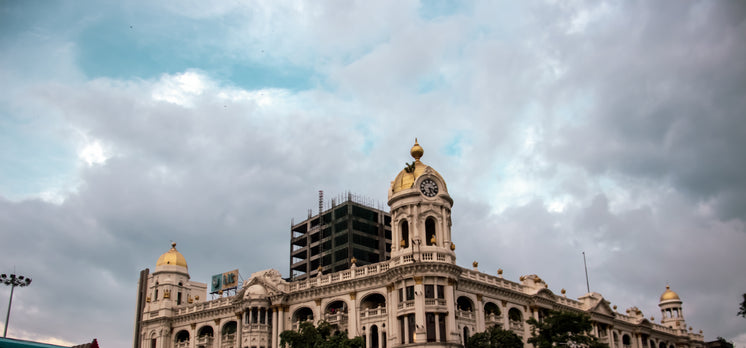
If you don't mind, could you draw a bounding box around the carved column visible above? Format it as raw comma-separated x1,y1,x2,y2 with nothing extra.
235,312,243,348
475,295,485,332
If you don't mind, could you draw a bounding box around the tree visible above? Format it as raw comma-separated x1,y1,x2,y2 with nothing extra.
738,293,746,318
526,310,608,348
280,321,363,348
467,325,523,348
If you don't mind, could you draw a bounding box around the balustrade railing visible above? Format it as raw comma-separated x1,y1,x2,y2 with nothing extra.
221,333,236,348
286,252,454,291
360,307,386,318
196,335,214,346
485,313,502,325
456,310,475,321
325,312,349,323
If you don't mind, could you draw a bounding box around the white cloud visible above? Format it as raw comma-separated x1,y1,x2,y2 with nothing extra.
152,70,211,107
78,141,109,166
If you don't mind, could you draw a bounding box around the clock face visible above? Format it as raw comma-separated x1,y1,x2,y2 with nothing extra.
420,178,439,197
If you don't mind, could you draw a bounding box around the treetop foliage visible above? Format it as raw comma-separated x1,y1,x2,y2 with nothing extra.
467,325,523,348
280,321,363,348
527,310,608,348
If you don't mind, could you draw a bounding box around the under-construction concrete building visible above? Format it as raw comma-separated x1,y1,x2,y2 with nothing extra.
290,192,391,280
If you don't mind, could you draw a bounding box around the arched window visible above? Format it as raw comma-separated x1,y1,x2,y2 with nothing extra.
222,321,237,336
292,307,314,324
426,217,436,245
484,302,501,326
175,330,189,343
508,308,522,322
623,334,631,346
197,325,214,337
400,220,409,248
457,296,473,312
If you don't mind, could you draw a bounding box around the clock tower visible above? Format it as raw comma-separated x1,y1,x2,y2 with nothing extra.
388,140,455,263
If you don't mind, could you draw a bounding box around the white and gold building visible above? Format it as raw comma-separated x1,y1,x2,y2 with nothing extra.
134,141,705,348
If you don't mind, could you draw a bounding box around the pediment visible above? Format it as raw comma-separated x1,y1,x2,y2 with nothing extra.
590,298,615,318
535,288,556,301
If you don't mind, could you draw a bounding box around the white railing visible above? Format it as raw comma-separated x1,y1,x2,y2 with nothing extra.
485,313,503,325
360,307,386,318
456,310,475,321
175,341,189,348
286,252,453,291
325,312,349,323
176,297,234,316
509,320,523,331
247,323,270,331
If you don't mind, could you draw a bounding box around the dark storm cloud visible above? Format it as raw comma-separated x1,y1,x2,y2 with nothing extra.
542,1,746,221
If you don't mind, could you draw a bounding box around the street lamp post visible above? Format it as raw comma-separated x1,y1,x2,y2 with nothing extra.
1,273,32,338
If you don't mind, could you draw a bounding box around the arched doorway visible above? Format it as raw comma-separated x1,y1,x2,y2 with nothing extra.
370,325,379,348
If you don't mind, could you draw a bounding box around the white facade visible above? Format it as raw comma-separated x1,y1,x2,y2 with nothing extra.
135,141,705,348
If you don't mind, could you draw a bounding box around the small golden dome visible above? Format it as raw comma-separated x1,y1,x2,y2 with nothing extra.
660,285,681,302
156,242,188,269
391,140,446,194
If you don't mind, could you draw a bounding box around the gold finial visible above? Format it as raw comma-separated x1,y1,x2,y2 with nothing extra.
400,239,406,247
497,268,503,275
410,139,423,161
351,257,357,265
519,275,525,281
171,242,177,249
430,235,437,244
613,305,617,310
561,288,566,294
650,316,654,321
450,242,456,251
472,261,478,268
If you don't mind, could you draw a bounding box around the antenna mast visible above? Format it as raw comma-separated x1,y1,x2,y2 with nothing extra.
583,251,591,293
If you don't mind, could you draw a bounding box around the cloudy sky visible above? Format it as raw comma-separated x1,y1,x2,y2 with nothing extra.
1,0,745,346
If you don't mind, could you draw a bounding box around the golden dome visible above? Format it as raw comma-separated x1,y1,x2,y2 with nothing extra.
156,242,188,269
660,285,680,302
391,139,446,194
